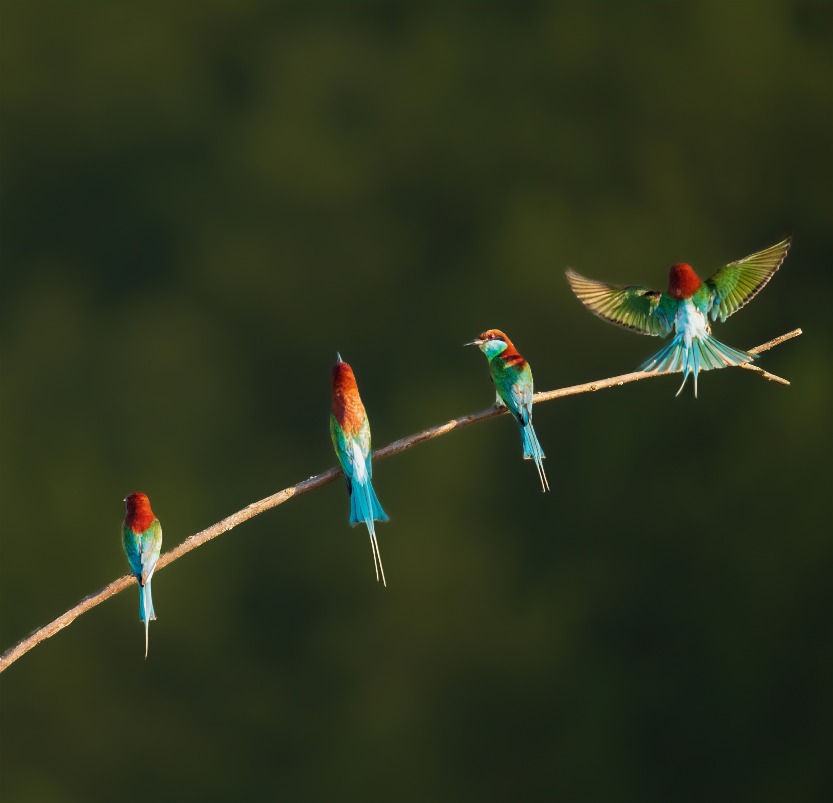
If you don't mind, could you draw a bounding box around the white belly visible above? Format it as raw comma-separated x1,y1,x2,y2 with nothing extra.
675,299,711,345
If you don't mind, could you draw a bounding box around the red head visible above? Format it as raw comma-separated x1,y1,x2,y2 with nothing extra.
124,492,156,533
331,354,367,432
667,263,702,300
475,329,516,349
467,328,525,367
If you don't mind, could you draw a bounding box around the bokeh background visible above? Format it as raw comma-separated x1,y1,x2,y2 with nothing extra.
2,2,831,801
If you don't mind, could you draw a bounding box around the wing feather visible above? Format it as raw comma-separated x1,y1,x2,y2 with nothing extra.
140,519,162,584
507,373,533,426
565,269,674,337
704,237,790,322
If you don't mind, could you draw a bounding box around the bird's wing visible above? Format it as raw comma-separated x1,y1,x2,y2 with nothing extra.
565,269,675,337
356,418,373,479
331,415,373,485
122,525,143,577
506,369,534,427
139,519,163,584
331,416,356,481
704,238,790,322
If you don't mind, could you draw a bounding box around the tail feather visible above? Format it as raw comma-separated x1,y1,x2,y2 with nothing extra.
520,422,550,493
640,332,756,398
349,477,388,526
349,478,388,586
140,580,156,659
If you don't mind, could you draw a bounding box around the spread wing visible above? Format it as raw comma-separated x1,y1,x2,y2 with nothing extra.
565,269,675,337
704,237,790,322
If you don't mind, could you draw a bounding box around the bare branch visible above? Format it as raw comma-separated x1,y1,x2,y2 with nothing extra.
739,363,790,385
746,329,803,355
0,328,802,674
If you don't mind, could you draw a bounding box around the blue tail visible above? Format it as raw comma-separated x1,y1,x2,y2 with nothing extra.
349,477,388,527
349,478,388,586
519,421,550,493
640,332,756,398
139,579,156,659
139,579,156,622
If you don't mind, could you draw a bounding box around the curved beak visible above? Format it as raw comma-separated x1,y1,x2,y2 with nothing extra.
336,352,343,363
463,339,484,347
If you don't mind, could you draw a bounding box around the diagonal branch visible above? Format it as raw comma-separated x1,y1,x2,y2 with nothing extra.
0,328,802,673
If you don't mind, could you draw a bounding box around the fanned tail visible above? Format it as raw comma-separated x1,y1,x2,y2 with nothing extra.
139,580,156,659
349,478,388,586
640,332,756,398
519,421,550,493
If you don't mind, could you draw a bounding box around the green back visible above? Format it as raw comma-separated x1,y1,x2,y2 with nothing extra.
122,519,162,584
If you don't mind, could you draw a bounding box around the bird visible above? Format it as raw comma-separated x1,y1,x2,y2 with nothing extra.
565,238,791,397
122,492,163,658
330,353,389,585
465,329,550,492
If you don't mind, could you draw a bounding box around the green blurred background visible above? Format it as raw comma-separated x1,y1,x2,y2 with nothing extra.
2,2,831,801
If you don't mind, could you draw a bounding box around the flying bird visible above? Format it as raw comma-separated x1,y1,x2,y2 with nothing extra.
565,238,791,397
122,492,163,658
330,354,389,585
466,329,550,492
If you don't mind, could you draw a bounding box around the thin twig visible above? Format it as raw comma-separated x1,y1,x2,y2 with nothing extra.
739,363,790,385
0,328,802,674
746,329,803,355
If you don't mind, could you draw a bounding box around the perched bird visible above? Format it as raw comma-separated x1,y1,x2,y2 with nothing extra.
122,492,163,658
330,354,389,585
565,238,791,397
465,329,550,492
